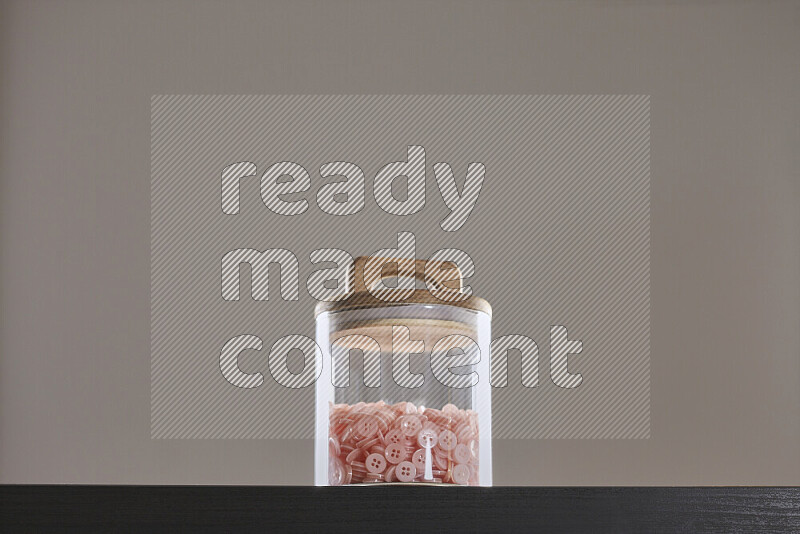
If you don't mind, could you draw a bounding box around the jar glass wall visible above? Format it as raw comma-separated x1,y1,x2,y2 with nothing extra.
315,302,492,486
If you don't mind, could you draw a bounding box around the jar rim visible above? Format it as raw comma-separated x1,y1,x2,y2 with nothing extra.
314,290,492,318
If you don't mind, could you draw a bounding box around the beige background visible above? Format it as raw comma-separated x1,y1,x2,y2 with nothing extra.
1,0,798,484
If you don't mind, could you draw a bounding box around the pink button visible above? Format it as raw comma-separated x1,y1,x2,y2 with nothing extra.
399,415,422,437
421,420,440,433
384,465,396,483
395,461,417,482
329,457,345,486
345,447,364,464
344,464,353,485
455,423,473,443
384,443,406,464
468,439,479,462
353,415,378,439
438,429,457,451
417,428,438,449
374,411,392,433
442,403,459,415
432,452,449,470
350,460,367,478
383,429,403,445
365,453,387,474
340,426,355,443
350,461,366,483
328,400,481,485
356,436,379,450
328,436,341,457
452,463,470,485
411,449,426,471
363,472,385,483
351,460,367,473
454,443,470,464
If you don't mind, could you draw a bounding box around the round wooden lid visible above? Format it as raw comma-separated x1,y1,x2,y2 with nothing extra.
315,256,492,318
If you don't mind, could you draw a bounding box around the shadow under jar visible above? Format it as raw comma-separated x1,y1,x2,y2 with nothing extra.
315,256,492,486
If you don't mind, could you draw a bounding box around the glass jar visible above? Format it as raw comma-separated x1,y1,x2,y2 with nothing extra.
314,256,492,486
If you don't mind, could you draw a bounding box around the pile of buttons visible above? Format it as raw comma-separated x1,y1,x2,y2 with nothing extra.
328,400,479,485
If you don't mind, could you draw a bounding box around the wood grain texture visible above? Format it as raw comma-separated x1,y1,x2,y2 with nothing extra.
1,486,798,532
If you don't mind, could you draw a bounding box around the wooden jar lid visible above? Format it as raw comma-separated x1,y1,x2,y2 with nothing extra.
314,256,492,318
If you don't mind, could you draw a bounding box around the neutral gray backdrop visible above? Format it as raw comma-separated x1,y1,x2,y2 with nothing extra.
1,0,798,484
149,95,651,441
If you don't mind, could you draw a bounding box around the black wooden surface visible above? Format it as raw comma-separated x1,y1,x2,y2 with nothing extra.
1,486,798,533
